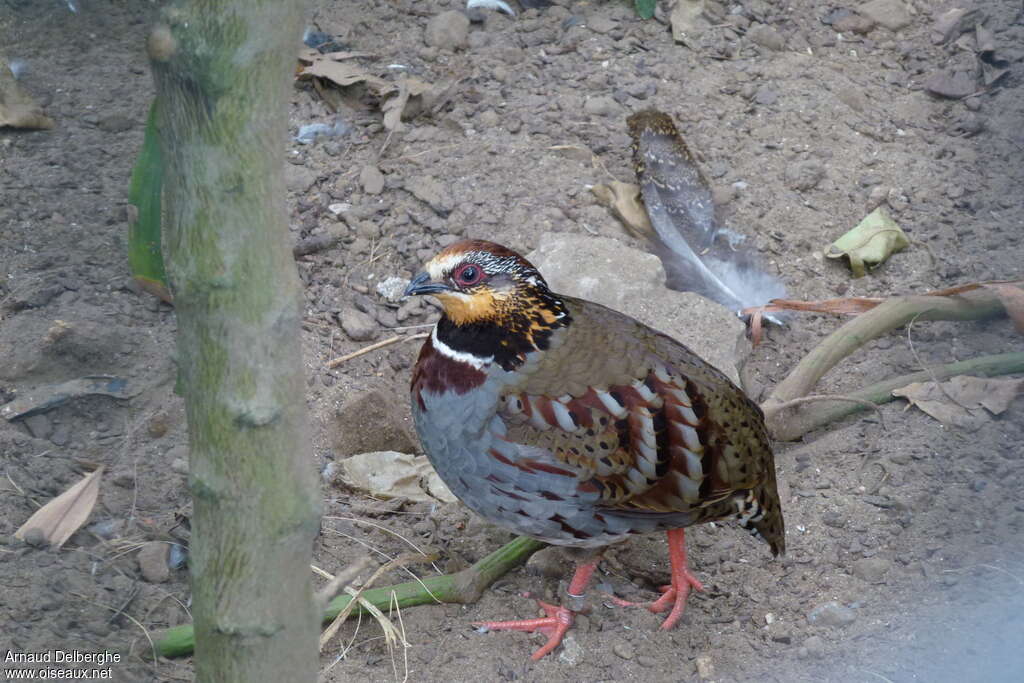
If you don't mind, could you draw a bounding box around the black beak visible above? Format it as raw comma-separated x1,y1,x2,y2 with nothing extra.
404,272,450,297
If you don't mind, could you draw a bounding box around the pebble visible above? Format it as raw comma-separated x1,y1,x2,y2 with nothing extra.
754,86,779,106
138,541,171,583
22,527,48,548
339,307,379,342
98,113,133,133
807,601,857,627
611,639,634,660
23,413,52,440
424,10,469,51
784,160,825,191
695,654,715,680
285,164,318,193
360,165,385,195
170,458,189,475
748,23,786,51
477,109,500,128
852,557,891,583
583,96,621,117
406,175,454,216
636,655,656,667
525,546,564,579
586,15,617,35
858,0,912,31
558,634,583,666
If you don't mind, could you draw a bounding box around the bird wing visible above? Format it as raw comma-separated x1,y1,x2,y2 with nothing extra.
499,296,773,517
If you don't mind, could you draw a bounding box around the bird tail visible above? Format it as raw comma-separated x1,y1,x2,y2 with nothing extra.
736,472,786,556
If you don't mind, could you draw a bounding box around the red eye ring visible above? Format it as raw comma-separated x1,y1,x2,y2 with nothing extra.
453,263,485,287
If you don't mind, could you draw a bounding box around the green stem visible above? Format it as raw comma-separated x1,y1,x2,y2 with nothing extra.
154,535,546,658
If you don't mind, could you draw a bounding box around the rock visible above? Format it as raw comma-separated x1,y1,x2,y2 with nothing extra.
586,15,617,35
807,601,857,627
611,639,634,660
170,458,189,475
477,109,500,128
583,96,621,117
22,527,48,548
695,654,715,679
22,413,52,439
924,71,976,99
754,86,779,106
857,0,912,32
557,634,584,666
822,510,846,528
360,165,385,195
784,161,825,191
98,114,133,133
832,13,876,35
852,556,891,583
49,424,69,446
285,164,318,193
406,175,454,216
328,387,419,456
525,546,565,579
138,541,171,583
425,10,469,51
339,307,378,342
527,234,745,385
747,23,786,51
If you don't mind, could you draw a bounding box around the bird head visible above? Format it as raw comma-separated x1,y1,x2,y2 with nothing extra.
405,240,571,367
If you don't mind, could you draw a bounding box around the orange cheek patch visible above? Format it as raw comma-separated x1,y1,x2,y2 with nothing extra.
436,290,498,325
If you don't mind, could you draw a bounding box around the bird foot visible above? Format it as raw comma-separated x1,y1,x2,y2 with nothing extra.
608,566,704,630
473,594,575,661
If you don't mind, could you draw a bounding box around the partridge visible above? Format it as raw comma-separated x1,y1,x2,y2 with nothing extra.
405,240,785,660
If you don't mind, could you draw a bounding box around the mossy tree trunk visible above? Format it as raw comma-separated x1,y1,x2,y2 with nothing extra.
148,2,319,681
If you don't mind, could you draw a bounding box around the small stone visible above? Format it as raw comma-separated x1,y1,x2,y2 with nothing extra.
924,71,977,99
49,424,70,446
695,654,715,680
857,0,912,32
98,114,133,133
425,10,470,51
339,307,379,342
138,541,171,583
583,96,621,117
477,109,500,128
170,458,189,475
852,557,891,583
754,87,779,106
360,165,385,195
611,639,634,660
285,164,318,193
22,527,48,548
22,413,52,439
711,185,735,206
803,634,825,655
558,634,584,666
822,510,847,528
586,15,617,34
784,161,825,191
831,12,876,35
637,655,657,667
525,546,565,579
407,175,454,216
748,23,786,51
807,601,857,627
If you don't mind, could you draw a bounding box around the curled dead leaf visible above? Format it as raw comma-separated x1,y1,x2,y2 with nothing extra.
15,466,104,548
591,181,654,239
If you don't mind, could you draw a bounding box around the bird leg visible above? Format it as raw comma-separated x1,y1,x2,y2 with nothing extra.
610,528,705,629
474,558,599,661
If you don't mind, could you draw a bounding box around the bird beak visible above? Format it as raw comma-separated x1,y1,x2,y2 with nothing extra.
404,272,450,297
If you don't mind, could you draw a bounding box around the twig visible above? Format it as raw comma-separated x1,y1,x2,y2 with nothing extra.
326,333,427,368
765,352,1024,441
768,394,886,430
315,556,375,609
153,535,546,657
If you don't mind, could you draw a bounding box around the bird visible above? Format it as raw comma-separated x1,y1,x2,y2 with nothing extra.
404,239,785,660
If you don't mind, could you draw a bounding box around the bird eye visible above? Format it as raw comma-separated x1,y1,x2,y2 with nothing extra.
453,263,485,287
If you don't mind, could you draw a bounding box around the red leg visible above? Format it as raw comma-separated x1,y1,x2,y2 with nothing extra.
609,528,704,629
650,528,704,629
474,558,598,661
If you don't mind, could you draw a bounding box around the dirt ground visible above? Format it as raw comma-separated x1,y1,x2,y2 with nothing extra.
2,0,1023,681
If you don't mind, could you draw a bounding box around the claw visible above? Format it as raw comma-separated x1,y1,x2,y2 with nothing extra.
474,599,575,661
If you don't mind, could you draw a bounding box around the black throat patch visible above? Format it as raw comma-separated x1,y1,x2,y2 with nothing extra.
435,289,572,372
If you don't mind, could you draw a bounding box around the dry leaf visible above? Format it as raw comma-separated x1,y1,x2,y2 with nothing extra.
984,283,1024,335
892,376,1024,431
591,181,654,239
15,466,104,548
380,77,432,132
827,206,909,277
340,451,456,503
1,59,55,130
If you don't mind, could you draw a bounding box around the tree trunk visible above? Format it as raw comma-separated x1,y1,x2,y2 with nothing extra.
148,2,319,681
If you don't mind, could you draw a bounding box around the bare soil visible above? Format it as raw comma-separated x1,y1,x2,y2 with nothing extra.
2,1,1023,682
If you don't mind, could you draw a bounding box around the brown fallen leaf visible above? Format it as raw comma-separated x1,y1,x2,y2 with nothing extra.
984,283,1024,335
380,76,433,132
14,466,104,548
892,376,1024,431
591,181,654,240
1,59,55,130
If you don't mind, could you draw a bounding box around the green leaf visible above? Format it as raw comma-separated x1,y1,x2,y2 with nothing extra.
635,0,657,20
127,100,171,302
826,206,909,278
